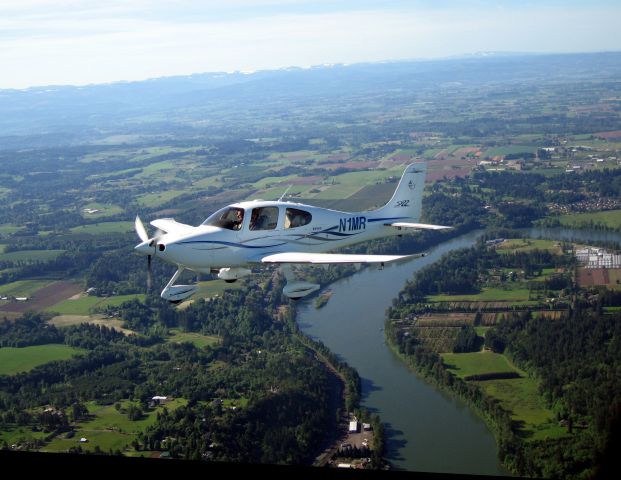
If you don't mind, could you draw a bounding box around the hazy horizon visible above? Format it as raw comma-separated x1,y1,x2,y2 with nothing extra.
2,0,621,90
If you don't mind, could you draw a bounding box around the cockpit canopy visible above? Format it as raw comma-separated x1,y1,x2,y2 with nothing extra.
202,206,244,230
202,205,312,231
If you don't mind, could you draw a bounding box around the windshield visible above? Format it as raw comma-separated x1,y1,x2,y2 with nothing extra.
202,206,244,230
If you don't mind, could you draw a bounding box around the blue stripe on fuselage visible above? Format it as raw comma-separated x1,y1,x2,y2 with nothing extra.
367,217,408,223
179,240,288,249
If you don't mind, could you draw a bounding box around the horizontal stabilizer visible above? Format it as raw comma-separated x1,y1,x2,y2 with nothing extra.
260,252,410,264
387,222,452,230
150,218,194,235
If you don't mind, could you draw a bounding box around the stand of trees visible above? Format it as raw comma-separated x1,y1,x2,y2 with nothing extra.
0,281,367,466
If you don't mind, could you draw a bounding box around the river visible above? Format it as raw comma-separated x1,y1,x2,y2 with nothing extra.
297,230,509,475
296,227,621,475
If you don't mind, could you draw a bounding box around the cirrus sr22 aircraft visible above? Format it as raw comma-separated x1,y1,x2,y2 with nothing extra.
134,162,450,302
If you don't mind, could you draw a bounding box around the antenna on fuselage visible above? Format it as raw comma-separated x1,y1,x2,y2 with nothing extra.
278,185,293,202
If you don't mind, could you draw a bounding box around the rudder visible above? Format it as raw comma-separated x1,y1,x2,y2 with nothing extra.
372,162,426,221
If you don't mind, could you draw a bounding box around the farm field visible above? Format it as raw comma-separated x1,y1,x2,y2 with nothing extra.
441,351,520,378
80,203,124,219
48,314,134,334
69,221,134,234
476,377,566,441
1,281,83,314
495,239,562,255
428,287,535,304
0,425,49,446
0,224,22,237
167,329,220,348
557,209,621,230
0,279,53,298
46,293,147,316
0,344,86,375
136,189,187,207
442,351,565,441
41,398,187,454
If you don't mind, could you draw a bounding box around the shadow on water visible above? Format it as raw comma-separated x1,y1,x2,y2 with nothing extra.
384,422,408,463
360,377,382,401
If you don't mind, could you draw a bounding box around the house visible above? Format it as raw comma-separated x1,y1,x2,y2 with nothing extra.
349,420,359,433
151,396,169,405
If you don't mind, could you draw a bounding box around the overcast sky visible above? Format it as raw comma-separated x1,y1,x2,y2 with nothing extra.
1,0,620,89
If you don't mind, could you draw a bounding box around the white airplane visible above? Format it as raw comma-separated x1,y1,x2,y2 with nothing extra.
134,162,450,302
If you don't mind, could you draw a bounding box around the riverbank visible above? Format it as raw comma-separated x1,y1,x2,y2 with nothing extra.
383,331,516,475
291,320,387,469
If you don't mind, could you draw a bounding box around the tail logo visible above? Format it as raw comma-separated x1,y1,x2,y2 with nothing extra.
408,180,416,190
395,200,410,207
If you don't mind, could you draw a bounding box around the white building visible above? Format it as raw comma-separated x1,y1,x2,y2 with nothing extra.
576,247,621,268
349,420,359,433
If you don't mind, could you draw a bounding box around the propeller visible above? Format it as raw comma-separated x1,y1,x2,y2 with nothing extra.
135,215,149,243
134,215,160,292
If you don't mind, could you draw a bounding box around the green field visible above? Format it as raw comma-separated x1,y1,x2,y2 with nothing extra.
429,287,534,304
167,329,220,348
0,249,65,262
81,203,124,218
0,425,49,446
0,279,53,297
441,351,565,440
496,238,561,254
441,351,519,378
557,209,621,230
42,398,187,454
69,221,134,234
0,224,23,237
46,294,146,315
0,344,86,375
478,377,566,441
136,189,187,207
311,169,400,200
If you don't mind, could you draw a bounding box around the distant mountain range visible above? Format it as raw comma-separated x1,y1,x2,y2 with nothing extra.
1,51,620,142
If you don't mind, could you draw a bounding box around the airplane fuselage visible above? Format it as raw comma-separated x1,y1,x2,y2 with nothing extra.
147,200,411,272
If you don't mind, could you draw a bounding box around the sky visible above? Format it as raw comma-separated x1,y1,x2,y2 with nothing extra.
1,0,621,89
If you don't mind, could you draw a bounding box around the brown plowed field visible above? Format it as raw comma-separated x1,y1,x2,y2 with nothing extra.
0,281,82,313
577,267,610,287
596,130,621,140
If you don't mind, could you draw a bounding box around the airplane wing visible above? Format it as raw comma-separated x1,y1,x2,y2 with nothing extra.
387,222,452,230
259,252,420,264
150,218,195,235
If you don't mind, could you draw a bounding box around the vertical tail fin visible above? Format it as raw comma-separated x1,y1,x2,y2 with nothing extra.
372,162,427,221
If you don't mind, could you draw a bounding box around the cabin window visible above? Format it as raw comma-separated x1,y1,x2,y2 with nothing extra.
249,207,279,231
202,207,244,230
285,208,312,229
